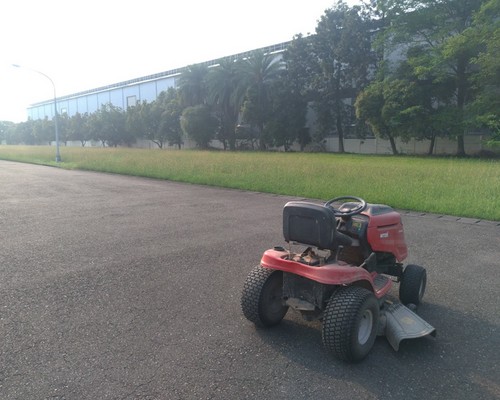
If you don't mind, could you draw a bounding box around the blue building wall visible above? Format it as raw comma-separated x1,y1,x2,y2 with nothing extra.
27,76,178,119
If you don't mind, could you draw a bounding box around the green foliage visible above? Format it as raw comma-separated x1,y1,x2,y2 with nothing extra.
127,100,159,147
355,80,399,153
180,105,218,149
206,58,245,150
240,51,284,149
32,117,53,145
159,88,184,149
357,49,465,154
377,0,486,155
178,64,209,107
310,1,376,151
0,121,14,143
57,112,71,145
467,0,500,146
282,34,319,101
265,76,309,151
90,104,133,147
13,120,36,145
67,113,91,146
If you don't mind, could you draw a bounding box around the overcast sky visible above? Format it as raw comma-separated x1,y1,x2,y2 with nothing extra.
0,0,341,122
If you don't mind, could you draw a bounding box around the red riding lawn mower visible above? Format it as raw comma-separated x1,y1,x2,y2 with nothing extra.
241,196,436,362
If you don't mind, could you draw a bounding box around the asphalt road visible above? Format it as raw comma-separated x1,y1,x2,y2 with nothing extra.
1,160,499,400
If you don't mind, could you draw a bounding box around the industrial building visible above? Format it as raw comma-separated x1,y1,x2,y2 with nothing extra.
27,42,289,120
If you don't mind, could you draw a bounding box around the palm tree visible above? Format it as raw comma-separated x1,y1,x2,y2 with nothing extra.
178,64,209,107
206,58,245,150
239,50,283,149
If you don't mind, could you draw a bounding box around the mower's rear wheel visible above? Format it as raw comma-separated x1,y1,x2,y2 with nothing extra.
399,264,427,305
322,286,379,362
241,265,288,328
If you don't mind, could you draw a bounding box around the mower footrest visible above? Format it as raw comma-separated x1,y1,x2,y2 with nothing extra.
381,302,436,351
373,274,390,293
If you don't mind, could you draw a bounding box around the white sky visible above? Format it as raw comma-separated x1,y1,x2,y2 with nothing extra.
0,0,340,123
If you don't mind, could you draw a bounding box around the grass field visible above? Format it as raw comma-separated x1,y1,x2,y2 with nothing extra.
1,145,499,220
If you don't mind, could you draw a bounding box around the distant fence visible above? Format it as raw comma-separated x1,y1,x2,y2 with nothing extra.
319,135,493,155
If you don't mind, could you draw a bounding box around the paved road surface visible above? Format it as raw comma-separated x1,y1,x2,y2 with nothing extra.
1,160,499,400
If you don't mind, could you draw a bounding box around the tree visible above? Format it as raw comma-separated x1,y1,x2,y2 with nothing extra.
467,0,500,146
127,99,166,148
90,104,132,147
32,117,53,145
158,88,184,149
282,34,319,150
355,80,399,154
57,113,71,145
265,71,309,151
0,121,14,144
178,64,209,107
312,1,376,152
206,58,245,150
264,84,304,151
68,113,91,146
358,49,460,154
283,34,320,102
1,121,16,144
381,0,485,155
239,50,283,150
12,119,36,145
87,110,104,146
180,105,217,149
395,49,461,154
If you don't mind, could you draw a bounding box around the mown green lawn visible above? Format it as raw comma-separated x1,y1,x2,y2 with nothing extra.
1,145,499,220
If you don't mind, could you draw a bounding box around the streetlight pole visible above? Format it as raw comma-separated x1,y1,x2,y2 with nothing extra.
12,64,61,162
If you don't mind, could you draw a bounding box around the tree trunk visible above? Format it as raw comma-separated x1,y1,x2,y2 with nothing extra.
388,134,398,155
258,121,266,151
228,125,236,151
456,134,466,156
427,135,436,155
336,115,345,153
227,115,237,151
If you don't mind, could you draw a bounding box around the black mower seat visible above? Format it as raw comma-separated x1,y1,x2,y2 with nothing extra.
283,201,352,251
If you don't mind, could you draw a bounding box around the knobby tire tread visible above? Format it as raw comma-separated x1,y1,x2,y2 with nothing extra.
322,286,377,362
241,265,275,328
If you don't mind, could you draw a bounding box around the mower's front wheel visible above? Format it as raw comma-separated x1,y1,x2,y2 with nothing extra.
241,265,288,328
322,286,379,362
399,264,427,306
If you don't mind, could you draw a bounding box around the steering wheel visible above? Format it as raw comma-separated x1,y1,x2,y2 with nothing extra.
324,196,367,217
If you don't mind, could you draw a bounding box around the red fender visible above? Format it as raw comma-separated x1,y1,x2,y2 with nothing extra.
260,249,392,299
